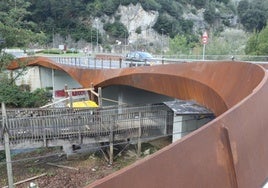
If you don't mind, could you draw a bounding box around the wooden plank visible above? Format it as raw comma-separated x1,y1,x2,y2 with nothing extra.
47,162,79,171
3,173,47,188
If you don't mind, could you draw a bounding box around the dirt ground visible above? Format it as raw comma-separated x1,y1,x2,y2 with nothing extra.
0,138,170,188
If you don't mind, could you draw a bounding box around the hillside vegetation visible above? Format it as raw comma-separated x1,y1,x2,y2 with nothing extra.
0,0,267,55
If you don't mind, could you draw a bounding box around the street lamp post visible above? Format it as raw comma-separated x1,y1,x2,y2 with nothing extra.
96,20,99,53
124,31,127,54
90,27,92,53
161,28,164,57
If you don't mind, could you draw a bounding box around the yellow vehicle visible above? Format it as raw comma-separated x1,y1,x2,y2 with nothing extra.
67,100,98,108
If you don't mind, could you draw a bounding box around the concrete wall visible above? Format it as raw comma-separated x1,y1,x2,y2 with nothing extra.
39,66,52,89
14,66,81,93
102,85,173,106
15,66,41,91
172,114,213,142
52,68,81,91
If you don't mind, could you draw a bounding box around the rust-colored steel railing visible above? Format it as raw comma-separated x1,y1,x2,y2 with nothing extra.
8,57,268,187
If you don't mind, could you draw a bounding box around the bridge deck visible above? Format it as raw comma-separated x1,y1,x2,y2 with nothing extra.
8,56,268,188
0,105,172,150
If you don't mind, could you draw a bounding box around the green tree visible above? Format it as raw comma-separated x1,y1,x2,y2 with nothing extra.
103,21,129,38
204,4,217,24
238,0,267,32
237,0,249,17
192,0,207,9
158,0,182,18
102,0,120,15
120,0,139,6
0,51,51,108
240,9,266,32
0,0,46,48
135,26,142,35
0,78,51,108
140,0,161,11
245,25,268,55
168,35,191,55
206,29,248,56
216,0,229,4
153,14,177,37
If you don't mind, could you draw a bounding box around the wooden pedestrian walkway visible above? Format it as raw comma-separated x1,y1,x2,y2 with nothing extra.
0,104,173,151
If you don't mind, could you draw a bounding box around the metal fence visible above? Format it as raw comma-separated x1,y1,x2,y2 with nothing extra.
47,55,268,70
0,104,173,150
49,56,127,69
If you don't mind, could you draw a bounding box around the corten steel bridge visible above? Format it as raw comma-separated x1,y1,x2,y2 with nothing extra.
8,56,268,188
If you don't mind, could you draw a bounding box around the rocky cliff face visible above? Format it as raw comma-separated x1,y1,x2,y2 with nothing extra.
91,2,238,53
92,3,160,48
117,3,159,44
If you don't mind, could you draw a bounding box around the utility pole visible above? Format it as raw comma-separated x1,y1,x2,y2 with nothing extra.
2,102,14,188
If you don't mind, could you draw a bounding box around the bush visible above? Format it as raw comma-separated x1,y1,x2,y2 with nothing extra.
140,0,161,11
103,21,128,38
0,79,52,108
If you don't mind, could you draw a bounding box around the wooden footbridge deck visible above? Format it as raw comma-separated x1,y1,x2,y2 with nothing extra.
0,104,172,152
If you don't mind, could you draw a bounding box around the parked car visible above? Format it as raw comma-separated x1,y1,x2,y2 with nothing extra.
125,51,156,67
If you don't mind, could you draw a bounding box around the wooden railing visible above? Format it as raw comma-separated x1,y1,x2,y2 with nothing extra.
0,105,173,150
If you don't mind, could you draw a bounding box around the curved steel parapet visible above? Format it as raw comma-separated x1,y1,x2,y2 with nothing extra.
9,57,268,187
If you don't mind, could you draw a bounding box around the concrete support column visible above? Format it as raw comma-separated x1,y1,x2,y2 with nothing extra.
172,115,183,142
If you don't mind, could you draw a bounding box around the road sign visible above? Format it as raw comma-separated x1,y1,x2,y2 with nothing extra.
202,31,208,60
202,31,208,44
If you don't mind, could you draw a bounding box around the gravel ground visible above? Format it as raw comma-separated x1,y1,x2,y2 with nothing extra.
0,138,171,188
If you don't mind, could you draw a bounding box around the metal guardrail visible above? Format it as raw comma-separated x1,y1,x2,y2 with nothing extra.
49,56,127,69
47,56,178,69
47,55,268,69
0,105,173,150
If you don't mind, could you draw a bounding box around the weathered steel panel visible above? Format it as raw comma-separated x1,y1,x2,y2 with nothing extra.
9,57,268,188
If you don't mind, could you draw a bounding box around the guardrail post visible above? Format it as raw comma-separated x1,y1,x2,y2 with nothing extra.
43,118,47,147
78,117,82,144
64,84,69,107
69,91,73,108
98,87,102,107
90,83,94,101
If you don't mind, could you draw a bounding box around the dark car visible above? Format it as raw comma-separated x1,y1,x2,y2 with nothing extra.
125,51,156,67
